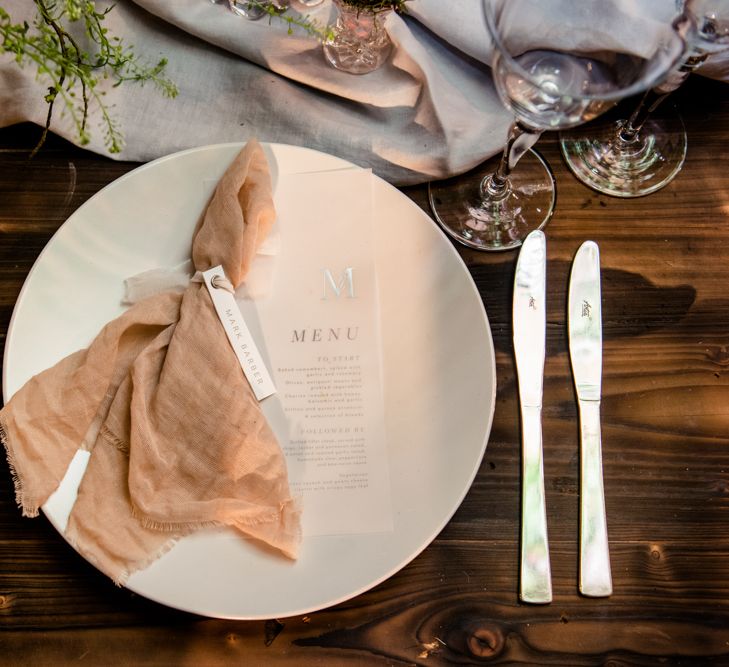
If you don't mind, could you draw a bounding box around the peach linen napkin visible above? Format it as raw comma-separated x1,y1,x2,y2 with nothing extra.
0,140,301,584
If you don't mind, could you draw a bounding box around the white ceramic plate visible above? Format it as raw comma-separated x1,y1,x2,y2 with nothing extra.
3,143,496,619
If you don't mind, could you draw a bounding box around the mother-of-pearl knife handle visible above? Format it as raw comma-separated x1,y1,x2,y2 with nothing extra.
578,398,612,597
520,404,552,604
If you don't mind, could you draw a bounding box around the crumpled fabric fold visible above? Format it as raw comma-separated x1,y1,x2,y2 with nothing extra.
3,0,724,184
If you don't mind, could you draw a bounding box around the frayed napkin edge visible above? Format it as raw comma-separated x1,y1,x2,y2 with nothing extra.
0,417,42,518
64,520,181,587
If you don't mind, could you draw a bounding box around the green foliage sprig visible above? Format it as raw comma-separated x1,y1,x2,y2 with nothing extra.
239,0,408,31
238,1,335,39
0,0,409,156
0,0,178,156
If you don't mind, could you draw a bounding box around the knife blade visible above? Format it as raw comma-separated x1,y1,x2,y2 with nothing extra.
513,229,552,604
568,240,612,597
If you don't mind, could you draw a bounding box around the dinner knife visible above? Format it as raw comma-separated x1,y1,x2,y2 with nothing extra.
513,229,552,604
568,241,612,597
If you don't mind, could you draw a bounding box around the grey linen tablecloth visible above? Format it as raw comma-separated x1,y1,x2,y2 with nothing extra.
0,0,726,185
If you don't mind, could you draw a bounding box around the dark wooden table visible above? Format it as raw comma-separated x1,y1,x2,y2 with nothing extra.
1,76,728,665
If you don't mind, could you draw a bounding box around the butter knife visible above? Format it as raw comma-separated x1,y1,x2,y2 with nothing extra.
513,229,552,604
568,241,612,597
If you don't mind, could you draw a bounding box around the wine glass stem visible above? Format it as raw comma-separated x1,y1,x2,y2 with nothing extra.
618,89,670,142
618,49,708,144
484,121,542,198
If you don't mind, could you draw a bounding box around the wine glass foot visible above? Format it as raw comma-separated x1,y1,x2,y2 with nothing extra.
560,114,687,198
428,149,555,252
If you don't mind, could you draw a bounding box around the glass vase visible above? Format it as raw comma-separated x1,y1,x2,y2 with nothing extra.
323,0,392,74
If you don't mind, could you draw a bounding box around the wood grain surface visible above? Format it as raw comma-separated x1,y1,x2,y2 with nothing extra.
1,76,728,665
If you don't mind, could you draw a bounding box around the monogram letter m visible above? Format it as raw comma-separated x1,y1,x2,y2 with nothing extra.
323,267,355,299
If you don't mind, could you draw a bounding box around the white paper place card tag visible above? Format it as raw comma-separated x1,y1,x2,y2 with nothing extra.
202,265,276,401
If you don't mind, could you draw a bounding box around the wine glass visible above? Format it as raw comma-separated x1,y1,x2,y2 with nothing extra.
559,0,729,198
427,0,687,251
